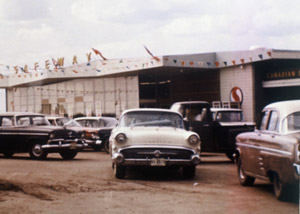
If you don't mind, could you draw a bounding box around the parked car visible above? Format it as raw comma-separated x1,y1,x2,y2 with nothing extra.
110,108,201,179
47,116,102,151
0,112,85,160
235,100,300,200
170,101,255,161
74,117,118,153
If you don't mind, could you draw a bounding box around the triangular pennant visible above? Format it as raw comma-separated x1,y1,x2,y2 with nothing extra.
232,60,236,65
173,59,177,64
215,61,219,67
223,61,227,66
240,59,245,64
207,62,211,66
267,51,272,57
181,61,185,66
258,54,263,60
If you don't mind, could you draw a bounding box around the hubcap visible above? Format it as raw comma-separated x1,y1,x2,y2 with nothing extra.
33,144,42,156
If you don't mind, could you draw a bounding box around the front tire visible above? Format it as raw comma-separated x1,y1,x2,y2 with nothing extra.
238,158,255,186
60,150,78,160
104,139,110,154
183,166,196,179
273,173,289,201
114,164,126,179
29,142,48,160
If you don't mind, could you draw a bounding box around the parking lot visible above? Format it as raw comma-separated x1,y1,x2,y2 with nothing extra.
0,151,298,214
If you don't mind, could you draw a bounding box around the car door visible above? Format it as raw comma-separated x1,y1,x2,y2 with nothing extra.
243,110,270,175
0,116,18,151
256,110,284,177
183,104,214,152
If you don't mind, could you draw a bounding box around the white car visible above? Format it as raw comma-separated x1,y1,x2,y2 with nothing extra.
110,108,201,179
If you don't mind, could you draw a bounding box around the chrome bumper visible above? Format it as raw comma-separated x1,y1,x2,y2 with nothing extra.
85,139,102,146
43,139,87,150
112,152,201,166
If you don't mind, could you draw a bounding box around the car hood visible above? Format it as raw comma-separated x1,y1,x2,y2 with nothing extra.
112,127,199,149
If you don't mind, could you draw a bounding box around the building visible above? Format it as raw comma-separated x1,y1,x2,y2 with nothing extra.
1,48,300,121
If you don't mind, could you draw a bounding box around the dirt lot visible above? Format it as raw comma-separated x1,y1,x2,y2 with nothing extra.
0,151,298,214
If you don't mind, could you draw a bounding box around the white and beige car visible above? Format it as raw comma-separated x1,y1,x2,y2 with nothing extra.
236,100,300,201
110,108,201,179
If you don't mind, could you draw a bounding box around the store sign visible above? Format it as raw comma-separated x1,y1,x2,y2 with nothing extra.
265,70,300,81
230,87,243,104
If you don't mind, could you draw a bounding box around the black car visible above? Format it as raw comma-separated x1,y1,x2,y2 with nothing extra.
0,112,86,160
171,101,255,161
47,116,103,151
74,117,118,153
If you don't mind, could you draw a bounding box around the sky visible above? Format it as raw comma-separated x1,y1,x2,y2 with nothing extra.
0,0,300,112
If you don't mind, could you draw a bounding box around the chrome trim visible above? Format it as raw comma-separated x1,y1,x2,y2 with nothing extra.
0,132,48,136
42,143,85,149
118,158,198,166
118,145,197,154
293,163,300,176
236,143,292,156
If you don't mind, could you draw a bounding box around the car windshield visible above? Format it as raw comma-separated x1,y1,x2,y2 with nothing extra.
282,111,300,132
214,111,243,122
119,111,184,128
64,119,81,127
17,116,50,126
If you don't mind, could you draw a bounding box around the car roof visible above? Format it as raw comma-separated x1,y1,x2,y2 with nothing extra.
211,108,242,112
121,108,182,116
264,100,300,118
74,116,116,120
0,112,45,117
172,101,210,105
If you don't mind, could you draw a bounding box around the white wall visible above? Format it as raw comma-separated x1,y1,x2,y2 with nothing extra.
0,89,6,112
220,64,255,121
6,75,139,118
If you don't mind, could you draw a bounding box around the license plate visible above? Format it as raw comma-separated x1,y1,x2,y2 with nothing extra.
70,142,77,150
151,158,166,166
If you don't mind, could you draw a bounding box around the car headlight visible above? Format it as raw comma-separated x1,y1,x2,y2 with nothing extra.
115,133,127,143
188,135,199,145
49,133,55,139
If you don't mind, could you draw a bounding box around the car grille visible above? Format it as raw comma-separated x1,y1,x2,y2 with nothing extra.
121,148,194,159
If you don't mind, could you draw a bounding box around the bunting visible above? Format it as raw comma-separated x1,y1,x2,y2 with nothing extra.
143,45,160,61
14,66,19,74
92,48,107,60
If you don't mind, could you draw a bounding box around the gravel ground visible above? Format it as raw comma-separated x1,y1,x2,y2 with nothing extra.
0,151,298,214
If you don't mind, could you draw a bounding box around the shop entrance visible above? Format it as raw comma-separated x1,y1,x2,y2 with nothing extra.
139,68,220,108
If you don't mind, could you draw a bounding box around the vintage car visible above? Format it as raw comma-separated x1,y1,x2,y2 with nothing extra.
47,116,102,151
110,108,201,179
0,112,86,160
235,100,300,200
74,116,118,153
170,101,255,161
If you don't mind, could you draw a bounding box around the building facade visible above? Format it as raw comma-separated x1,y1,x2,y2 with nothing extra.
1,48,300,121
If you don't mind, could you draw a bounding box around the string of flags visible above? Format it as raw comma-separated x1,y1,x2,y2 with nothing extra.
0,48,272,79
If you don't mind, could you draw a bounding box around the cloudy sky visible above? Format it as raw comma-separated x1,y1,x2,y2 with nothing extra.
0,0,299,111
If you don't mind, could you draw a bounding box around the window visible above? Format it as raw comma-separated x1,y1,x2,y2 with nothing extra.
282,111,300,132
267,111,279,132
258,111,269,131
1,117,14,127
